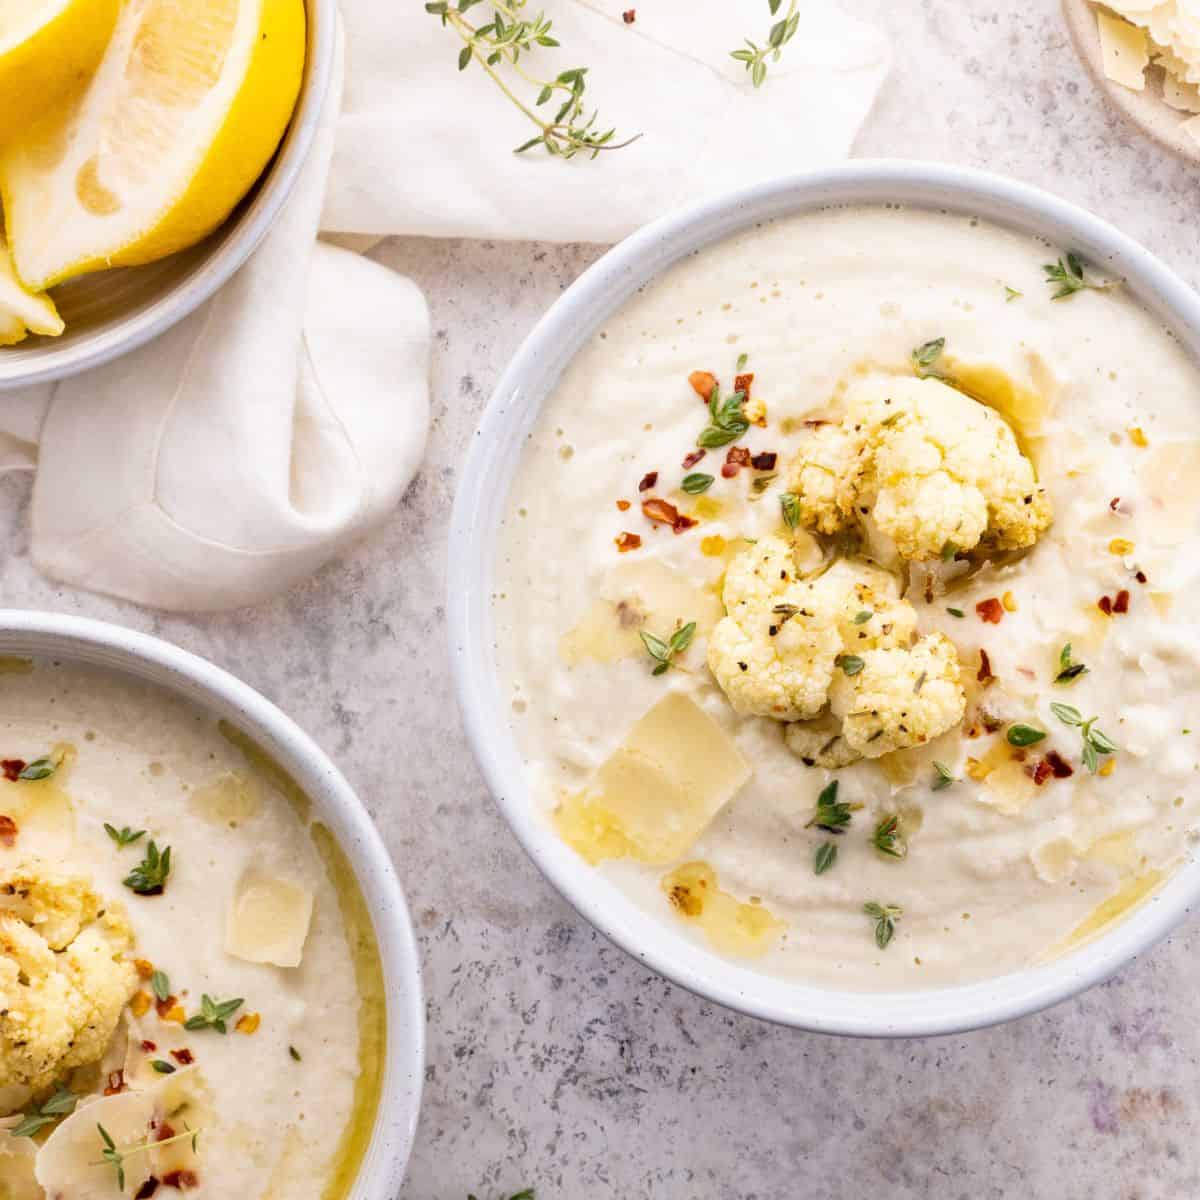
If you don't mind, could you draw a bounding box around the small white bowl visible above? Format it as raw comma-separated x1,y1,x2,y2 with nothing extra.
449,161,1200,1037
0,610,424,1190
0,0,336,390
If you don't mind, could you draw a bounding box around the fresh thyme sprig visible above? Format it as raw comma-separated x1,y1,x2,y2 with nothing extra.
11,1087,76,1138
1050,703,1118,773
123,840,171,896
864,901,901,949
1054,642,1088,684
105,823,146,849
805,780,860,834
731,0,800,87
697,382,749,449
932,761,955,791
183,993,244,1034
97,1122,200,1192
639,622,696,676
871,814,907,860
425,1,637,159
1043,252,1120,301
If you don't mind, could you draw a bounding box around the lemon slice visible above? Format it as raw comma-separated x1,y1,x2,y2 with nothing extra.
0,234,63,346
0,0,305,291
0,0,120,147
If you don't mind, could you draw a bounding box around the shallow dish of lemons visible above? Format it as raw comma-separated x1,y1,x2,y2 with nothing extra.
0,0,332,386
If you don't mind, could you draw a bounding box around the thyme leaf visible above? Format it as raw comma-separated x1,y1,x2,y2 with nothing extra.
104,823,146,849
17,756,58,782
182,993,244,1035
911,337,946,378
1054,642,1088,684
864,901,902,949
871,814,907,860
11,1087,77,1138
805,780,859,834
123,840,171,896
814,842,837,875
932,761,954,791
639,622,696,676
1006,724,1046,748
680,473,714,495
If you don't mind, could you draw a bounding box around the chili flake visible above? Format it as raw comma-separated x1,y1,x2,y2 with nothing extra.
976,598,1004,624
622,8,636,21
750,451,777,471
638,471,658,492
977,649,994,684
615,532,641,553
0,815,17,847
1027,759,1053,786
641,497,696,533
734,372,754,397
162,1170,198,1191
615,499,630,511
682,449,706,469
134,1178,160,1200
0,760,24,783
1045,750,1074,778
1098,595,1113,616
722,446,751,478
1113,589,1130,614
170,1048,194,1065
688,370,716,402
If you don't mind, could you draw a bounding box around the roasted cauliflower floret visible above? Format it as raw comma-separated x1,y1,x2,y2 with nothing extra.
707,537,842,720
709,538,967,762
789,375,1052,562
830,634,966,758
0,868,136,1099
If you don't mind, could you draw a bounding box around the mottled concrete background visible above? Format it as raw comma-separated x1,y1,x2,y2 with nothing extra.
4,1,1200,1196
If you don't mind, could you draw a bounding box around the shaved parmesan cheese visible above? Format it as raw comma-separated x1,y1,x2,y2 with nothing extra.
1098,10,1150,89
225,873,314,968
553,692,750,865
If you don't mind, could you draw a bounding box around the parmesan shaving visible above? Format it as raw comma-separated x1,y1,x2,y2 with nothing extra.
1097,10,1150,90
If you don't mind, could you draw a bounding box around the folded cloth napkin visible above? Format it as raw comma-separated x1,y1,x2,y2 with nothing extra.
0,0,887,612
326,0,892,242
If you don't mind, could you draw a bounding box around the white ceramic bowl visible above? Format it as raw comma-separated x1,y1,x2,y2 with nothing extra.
0,0,336,390
0,610,424,1189
449,160,1200,1037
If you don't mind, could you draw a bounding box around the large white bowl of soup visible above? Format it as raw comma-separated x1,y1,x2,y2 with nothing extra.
449,162,1200,1036
0,611,423,1196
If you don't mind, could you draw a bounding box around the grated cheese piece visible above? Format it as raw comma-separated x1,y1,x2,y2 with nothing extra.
1098,10,1150,89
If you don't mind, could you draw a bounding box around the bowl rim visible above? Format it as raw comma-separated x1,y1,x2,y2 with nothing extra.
0,609,424,1191
448,159,1200,1038
0,0,336,391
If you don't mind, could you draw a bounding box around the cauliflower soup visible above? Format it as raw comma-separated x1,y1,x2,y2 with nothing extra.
495,205,1200,990
0,658,383,1199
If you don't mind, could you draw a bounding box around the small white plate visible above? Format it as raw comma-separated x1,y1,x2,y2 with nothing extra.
1064,0,1200,164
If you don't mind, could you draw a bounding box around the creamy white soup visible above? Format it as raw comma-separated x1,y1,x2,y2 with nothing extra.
0,659,384,1200
495,205,1200,991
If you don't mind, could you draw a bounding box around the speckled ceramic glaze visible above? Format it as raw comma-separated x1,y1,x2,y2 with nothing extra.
0,0,336,390
449,160,1200,1037
0,609,424,1193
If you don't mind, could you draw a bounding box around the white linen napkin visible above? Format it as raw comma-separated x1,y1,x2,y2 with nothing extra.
0,0,888,612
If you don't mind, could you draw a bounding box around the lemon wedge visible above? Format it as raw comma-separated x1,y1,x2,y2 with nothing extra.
0,235,63,345
0,0,305,292
0,0,120,147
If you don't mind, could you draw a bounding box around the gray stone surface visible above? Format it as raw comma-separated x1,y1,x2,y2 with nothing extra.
4,0,1200,1195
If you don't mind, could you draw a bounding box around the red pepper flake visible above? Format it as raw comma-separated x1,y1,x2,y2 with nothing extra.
1098,595,1113,616
1045,750,1074,779
750,451,777,471
170,1048,194,1065
140,1039,157,1053
688,371,716,402
681,449,706,470
674,514,697,532
1113,589,1130,614
156,1123,176,1142
615,532,641,553
155,994,178,1019
104,1070,124,1096
722,446,752,478
1109,497,1121,511
162,1171,198,1191
1135,570,1147,585
1027,759,1053,786
622,7,635,21
976,598,1004,625
615,499,630,511
0,760,24,783
734,372,754,398
642,497,680,526
0,815,16,847
638,471,658,492
977,648,994,684
135,1179,160,1200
